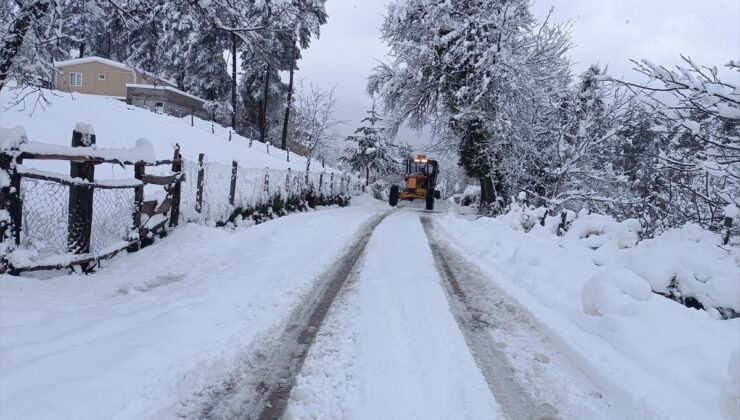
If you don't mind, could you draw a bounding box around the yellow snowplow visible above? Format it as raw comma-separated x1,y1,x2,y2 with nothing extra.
389,155,441,210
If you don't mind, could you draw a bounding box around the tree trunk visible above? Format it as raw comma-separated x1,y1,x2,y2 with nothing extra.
366,166,370,186
479,176,496,213
280,43,297,151
259,63,270,144
231,32,237,129
0,1,50,91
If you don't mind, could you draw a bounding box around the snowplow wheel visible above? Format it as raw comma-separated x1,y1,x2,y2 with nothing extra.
389,185,400,207
426,190,435,210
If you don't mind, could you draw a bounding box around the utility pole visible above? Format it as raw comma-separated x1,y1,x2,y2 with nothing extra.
259,63,270,145
231,32,237,130
280,42,296,151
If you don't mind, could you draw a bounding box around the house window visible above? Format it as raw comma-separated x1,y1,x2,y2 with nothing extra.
97,73,106,80
70,72,83,87
155,101,164,114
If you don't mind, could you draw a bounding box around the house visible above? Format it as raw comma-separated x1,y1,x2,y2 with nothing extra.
53,56,208,120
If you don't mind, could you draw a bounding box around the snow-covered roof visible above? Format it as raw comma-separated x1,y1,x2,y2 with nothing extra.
126,84,206,104
54,56,132,72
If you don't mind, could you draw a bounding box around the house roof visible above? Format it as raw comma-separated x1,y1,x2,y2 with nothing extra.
126,84,207,104
54,56,177,87
54,56,132,71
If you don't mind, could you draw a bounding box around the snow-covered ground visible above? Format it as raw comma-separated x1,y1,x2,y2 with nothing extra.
0,87,327,174
1,195,738,419
0,202,384,419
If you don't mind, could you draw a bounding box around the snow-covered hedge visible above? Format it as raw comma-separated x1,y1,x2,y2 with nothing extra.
498,202,740,318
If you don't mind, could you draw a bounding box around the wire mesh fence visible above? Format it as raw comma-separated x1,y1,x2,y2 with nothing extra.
20,178,69,256
91,188,135,252
179,159,362,225
12,154,360,266
19,177,136,260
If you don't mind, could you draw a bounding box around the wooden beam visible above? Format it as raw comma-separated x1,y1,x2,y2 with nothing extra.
140,173,185,186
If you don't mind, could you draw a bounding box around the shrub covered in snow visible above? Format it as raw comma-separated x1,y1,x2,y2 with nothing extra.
497,204,739,319
369,179,389,201
582,268,652,317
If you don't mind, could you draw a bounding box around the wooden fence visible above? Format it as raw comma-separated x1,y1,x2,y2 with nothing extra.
0,128,184,274
1,128,362,275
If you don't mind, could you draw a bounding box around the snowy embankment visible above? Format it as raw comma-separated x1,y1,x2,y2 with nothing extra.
0,87,324,173
435,209,740,420
0,200,384,420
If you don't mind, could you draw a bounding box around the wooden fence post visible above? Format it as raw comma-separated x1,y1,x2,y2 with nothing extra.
330,173,335,196
285,167,291,196
319,173,324,196
724,216,734,245
130,162,145,251
67,128,95,255
0,154,22,247
229,160,238,206
169,146,182,227
195,153,205,213
263,169,270,197
0,153,10,245
9,156,22,246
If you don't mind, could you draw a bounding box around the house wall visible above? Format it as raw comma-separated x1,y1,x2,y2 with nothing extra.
127,86,209,120
55,61,134,98
55,61,173,98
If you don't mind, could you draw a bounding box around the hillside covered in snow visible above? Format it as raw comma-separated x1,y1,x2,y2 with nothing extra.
1,88,325,173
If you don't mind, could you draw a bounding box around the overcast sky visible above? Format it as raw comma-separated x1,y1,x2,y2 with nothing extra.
298,0,740,144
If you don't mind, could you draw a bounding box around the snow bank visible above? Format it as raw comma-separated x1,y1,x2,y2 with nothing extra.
434,209,740,420
0,205,383,419
582,269,652,316
628,223,740,316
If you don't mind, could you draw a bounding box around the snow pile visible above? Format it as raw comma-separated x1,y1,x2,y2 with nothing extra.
0,126,28,150
435,210,740,419
581,269,652,316
629,223,740,318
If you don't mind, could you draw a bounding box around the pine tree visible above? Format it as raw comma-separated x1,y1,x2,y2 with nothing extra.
341,104,397,186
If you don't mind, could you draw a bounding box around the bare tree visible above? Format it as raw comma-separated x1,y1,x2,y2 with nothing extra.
614,56,739,233
292,82,344,173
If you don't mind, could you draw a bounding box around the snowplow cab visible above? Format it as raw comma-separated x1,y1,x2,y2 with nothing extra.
389,155,441,210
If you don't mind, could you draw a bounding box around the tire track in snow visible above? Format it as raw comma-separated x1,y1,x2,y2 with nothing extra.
422,215,611,420
183,211,389,420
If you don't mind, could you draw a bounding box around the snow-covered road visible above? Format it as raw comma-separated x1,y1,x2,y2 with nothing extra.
286,210,628,420
2,199,736,419
287,211,500,419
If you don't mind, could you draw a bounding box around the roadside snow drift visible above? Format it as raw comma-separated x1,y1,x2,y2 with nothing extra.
434,210,740,420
